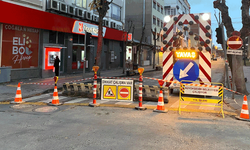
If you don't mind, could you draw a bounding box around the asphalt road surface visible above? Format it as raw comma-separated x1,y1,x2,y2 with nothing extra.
1,105,250,150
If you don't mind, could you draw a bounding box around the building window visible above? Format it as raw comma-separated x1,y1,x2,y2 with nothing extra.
165,8,176,15
153,1,156,9
161,21,163,28
73,0,87,8
153,16,156,25
161,6,163,14
111,4,121,21
157,3,160,12
157,18,160,26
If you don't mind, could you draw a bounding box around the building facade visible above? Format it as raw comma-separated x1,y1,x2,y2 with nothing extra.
164,0,190,16
125,0,165,67
0,0,126,80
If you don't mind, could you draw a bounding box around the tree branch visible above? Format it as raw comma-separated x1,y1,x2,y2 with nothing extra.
240,0,250,38
213,0,234,37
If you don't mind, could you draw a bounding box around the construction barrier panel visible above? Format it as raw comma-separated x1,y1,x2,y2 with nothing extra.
179,80,224,118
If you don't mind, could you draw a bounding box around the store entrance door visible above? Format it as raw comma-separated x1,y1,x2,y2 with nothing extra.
72,45,85,71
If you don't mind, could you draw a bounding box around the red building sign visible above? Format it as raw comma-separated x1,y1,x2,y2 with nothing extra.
1,24,39,69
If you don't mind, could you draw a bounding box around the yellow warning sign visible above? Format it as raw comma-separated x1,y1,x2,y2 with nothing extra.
118,86,131,100
103,85,116,99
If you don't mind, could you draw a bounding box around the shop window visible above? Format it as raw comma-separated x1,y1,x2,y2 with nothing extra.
49,31,57,43
111,4,121,21
73,34,78,43
79,35,84,44
72,49,77,62
58,32,64,44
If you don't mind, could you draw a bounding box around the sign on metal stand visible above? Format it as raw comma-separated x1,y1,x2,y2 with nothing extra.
179,80,224,118
101,79,134,101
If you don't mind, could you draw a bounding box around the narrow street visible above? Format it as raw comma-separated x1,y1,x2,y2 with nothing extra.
0,106,249,150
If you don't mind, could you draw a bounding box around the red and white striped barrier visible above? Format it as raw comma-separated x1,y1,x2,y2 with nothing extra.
143,76,245,95
21,77,95,86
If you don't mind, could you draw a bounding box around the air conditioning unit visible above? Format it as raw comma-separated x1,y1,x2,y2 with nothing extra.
47,0,59,11
117,25,122,30
111,22,116,28
84,11,92,20
76,8,84,17
59,3,67,13
92,15,99,22
103,20,109,27
68,6,75,15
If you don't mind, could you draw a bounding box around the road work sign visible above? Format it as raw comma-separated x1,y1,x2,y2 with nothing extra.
179,80,224,118
101,79,134,101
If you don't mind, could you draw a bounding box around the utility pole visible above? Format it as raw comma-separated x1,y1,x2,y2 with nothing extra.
220,23,230,89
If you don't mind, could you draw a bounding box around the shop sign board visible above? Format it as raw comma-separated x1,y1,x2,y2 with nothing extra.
72,21,106,37
101,79,134,101
1,24,39,69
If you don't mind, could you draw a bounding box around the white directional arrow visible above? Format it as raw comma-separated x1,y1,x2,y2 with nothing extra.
179,62,194,79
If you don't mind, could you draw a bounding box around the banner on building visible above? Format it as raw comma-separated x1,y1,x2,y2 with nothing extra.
1,24,39,69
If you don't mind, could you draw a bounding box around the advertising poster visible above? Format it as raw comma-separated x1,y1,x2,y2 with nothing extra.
1,24,39,69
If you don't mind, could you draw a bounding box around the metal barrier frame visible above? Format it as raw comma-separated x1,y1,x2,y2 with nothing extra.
179,80,224,118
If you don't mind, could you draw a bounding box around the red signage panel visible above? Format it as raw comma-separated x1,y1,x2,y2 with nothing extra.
1,24,39,69
119,88,129,98
227,36,243,50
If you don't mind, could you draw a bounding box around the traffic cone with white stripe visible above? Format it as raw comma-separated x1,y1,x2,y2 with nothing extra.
11,82,24,104
153,80,168,113
236,95,250,121
49,85,62,106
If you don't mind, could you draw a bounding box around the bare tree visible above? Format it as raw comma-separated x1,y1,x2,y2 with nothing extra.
214,0,249,95
89,0,113,66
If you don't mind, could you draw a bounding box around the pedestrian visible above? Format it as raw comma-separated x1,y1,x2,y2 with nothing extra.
54,56,60,76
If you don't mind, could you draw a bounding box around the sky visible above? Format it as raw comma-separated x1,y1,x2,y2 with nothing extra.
188,0,242,47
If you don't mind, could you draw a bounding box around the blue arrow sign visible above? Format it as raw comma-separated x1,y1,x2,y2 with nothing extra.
173,59,199,82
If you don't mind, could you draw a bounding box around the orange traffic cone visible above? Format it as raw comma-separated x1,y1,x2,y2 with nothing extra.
49,85,62,106
236,95,250,121
11,82,24,104
153,90,168,113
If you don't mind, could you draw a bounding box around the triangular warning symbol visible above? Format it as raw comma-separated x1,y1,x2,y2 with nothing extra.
105,87,115,97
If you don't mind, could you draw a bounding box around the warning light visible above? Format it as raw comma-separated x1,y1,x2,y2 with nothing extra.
174,50,198,59
92,66,99,74
54,76,58,84
158,80,164,86
138,68,144,75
